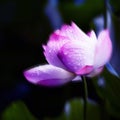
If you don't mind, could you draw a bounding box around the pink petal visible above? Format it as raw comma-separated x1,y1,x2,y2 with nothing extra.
54,23,80,41
88,30,97,43
72,76,82,81
55,22,90,41
58,23,81,41
58,41,95,74
43,33,70,69
71,22,90,41
94,30,112,67
87,66,104,77
76,66,94,75
44,22,92,70
43,22,78,69
24,64,75,86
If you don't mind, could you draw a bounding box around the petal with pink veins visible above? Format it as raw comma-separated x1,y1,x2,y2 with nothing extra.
94,30,112,68
24,64,75,86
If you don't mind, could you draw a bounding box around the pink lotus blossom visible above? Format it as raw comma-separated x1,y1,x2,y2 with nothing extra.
24,22,112,86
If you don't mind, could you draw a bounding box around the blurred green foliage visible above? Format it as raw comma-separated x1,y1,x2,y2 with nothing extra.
110,0,120,17
44,98,101,120
1,101,37,120
59,0,104,31
92,67,120,119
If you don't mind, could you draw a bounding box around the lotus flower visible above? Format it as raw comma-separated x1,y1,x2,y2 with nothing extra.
24,22,112,86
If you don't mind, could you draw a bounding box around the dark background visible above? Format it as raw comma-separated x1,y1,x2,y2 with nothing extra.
0,0,120,119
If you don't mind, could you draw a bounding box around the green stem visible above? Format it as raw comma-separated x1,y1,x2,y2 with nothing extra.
82,76,88,120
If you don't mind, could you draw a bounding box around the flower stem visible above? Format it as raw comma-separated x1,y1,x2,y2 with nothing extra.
82,76,88,120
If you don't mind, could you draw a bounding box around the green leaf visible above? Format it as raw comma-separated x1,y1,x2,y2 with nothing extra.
1,101,37,120
44,113,67,120
92,67,120,118
66,99,101,120
44,98,101,120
